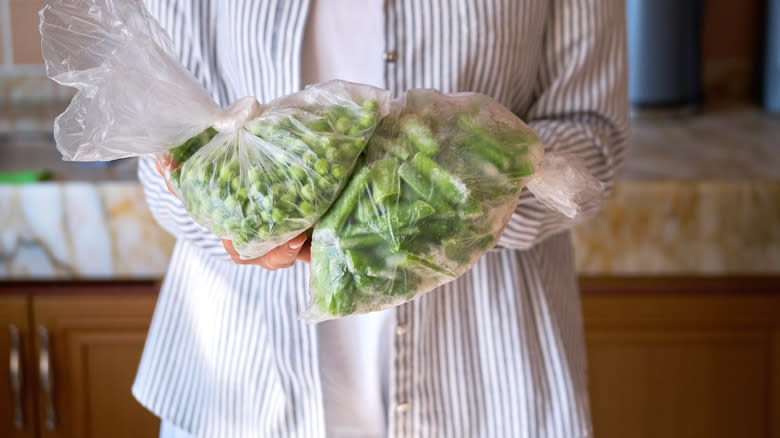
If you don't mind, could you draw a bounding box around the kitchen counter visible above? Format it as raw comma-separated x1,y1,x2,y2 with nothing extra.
572,104,780,275
0,183,174,278
1,104,778,279
621,104,780,180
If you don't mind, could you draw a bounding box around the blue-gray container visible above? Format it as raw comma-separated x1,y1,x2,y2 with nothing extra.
764,0,780,113
627,0,705,109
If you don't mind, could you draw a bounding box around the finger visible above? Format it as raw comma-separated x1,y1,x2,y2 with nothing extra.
222,239,251,264
260,234,307,269
155,160,180,198
164,178,179,199
222,239,264,265
222,236,306,269
296,240,311,264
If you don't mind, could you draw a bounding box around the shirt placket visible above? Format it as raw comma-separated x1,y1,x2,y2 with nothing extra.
383,0,400,98
383,3,414,436
390,302,414,438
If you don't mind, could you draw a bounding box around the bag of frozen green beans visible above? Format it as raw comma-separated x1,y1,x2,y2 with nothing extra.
305,89,598,322
40,0,389,258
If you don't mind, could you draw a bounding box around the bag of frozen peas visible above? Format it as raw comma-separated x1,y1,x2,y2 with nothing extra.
39,0,389,258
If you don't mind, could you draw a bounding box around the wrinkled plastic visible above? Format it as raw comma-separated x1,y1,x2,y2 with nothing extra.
305,90,547,321
40,0,220,160
40,0,390,258
526,153,606,220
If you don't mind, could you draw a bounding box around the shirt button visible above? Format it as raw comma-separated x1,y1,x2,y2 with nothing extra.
395,402,410,413
384,51,398,63
395,324,409,336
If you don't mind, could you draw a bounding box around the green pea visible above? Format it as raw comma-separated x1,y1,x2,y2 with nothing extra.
236,187,249,202
303,152,317,166
307,117,330,132
291,166,307,181
359,111,375,128
248,168,263,184
331,164,347,179
315,159,329,175
319,136,333,149
325,147,339,161
316,176,331,190
362,99,379,112
271,209,284,224
335,117,351,134
281,192,297,204
280,201,297,215
300,184,315,201
217,173,231,189
230,177,241,192
339,142,359,159
218,166,233,181
299,201,314,216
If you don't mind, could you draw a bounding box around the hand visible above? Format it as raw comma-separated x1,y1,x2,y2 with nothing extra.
222,233,311,270
156,158,311,269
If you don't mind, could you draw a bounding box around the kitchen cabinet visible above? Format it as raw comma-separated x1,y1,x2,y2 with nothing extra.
0,295,36,438
2,278,779,437
1,282,160,438
582,277,780,438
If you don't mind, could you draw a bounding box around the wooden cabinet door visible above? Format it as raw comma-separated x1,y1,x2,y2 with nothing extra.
0,295,37,438
32,293,160,438
582,278,780,438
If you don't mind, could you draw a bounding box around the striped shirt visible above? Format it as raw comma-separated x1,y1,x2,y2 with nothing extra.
132,1,629,437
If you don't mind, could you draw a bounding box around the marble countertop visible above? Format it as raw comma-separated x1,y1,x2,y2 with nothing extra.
621,104,780,181
0,183,174,279
1,104,778,279
572,104,780,275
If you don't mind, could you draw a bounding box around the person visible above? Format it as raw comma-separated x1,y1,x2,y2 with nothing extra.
133,0,628,437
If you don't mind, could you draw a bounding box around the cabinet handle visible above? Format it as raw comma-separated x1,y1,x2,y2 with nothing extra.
38,326,56,430
9,325,24,429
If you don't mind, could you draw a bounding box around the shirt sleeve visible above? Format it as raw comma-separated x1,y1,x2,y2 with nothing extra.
496,0,630,250
139,0,231,261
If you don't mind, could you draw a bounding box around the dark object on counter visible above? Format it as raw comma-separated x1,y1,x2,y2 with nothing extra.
627,0,706,115
764,0,780,113
0,169,52,184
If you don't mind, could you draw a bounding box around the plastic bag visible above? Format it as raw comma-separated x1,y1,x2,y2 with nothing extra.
40,0,390,258
305,89,601,322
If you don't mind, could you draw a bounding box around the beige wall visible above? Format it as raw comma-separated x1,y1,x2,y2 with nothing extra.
8,0,45,64
1,0,45,65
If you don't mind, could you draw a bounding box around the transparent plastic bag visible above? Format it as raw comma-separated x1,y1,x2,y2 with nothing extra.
172,86,388,257
305,89,600,322
40,0,390,258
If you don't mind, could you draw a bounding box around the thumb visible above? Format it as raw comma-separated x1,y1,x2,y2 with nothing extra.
262,233,307,269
